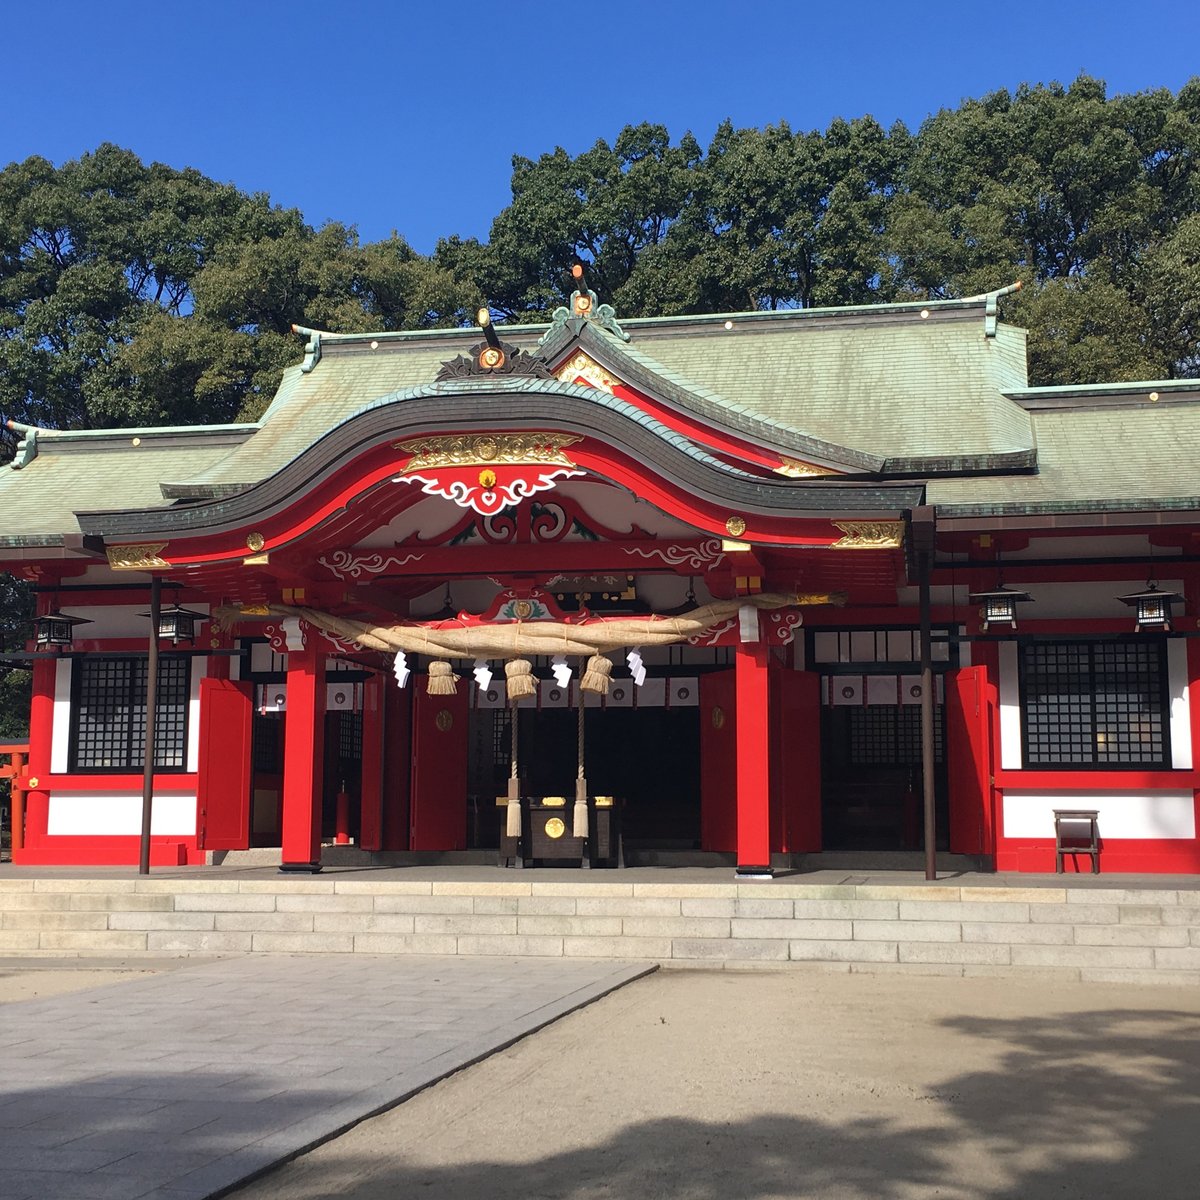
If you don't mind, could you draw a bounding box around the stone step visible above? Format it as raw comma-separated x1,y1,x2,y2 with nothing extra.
0,877,1195,984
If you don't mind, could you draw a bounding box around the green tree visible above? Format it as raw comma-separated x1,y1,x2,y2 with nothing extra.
886,75,1200,382
0,145,467,431
0,572,32,740
436,123,703,321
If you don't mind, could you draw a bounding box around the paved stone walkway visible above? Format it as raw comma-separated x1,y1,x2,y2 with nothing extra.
0,954,653,1200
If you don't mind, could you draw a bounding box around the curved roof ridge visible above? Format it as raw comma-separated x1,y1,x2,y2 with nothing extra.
569,323,883,472
287,291,1011,348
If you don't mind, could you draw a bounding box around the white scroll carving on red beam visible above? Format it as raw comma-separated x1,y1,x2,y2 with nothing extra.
623,538,725,571
687,617,736,647
688,610,801,648
767,610,802,644
310,625,363,655
318,549,424,581
263,618,360,657
392,433,585,518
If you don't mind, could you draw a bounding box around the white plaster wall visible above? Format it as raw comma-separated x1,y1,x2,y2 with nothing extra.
986,580,1185,621
553,480,698,538
47,792,197,836
998,642,1022,769
1002,791,1195,840
1006,534,1158,561
187,660,205,773
51,659,71,773
409,579,499,619
1168,637,1192,770
56,603,210,639
895,585,970,609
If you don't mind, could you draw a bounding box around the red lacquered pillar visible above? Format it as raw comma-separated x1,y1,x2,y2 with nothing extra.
735,621,773,878
280,643,326,872
19,658,57,858
358,675,384,852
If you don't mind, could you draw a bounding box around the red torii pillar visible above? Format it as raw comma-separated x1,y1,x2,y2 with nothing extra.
281,640,326,873
734,609,773,878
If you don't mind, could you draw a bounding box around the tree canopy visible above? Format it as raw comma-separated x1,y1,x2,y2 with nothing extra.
0,145,472,431
1,75,1197,449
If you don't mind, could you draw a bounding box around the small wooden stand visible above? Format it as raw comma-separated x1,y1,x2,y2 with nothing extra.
1053,809,1100,874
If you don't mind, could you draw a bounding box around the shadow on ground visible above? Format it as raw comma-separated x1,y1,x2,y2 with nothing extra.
0,1070,366,1200
230,1005,1200,1200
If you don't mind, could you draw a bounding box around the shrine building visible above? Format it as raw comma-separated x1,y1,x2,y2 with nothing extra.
2,280,1199,875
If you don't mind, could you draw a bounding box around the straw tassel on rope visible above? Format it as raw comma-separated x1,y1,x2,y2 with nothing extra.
580,654,612,695
427,660,459,695
504,658,537,699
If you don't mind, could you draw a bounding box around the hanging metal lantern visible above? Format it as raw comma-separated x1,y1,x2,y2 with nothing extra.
34,610,92,650
1117,581,1183,632
968,585,1033,631
140,603,207,645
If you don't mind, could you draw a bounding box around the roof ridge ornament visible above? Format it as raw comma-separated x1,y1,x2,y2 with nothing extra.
4,419,39,469
291,325,323,372
539,263,631,345
436,308,558,381
981,280,1022,338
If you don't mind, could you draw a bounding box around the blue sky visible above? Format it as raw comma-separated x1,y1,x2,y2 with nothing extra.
5,1,1198,253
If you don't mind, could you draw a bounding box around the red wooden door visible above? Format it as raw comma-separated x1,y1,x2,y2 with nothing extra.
776,669,822,853
700,670,737,852
197,678,254,851
946,666,995,855
410,687,469,851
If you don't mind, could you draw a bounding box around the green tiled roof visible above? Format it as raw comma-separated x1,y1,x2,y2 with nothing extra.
172,298,1035,490
3,291,1197,546
0,430,249,545
629,318,1033,461
929,403,1200,515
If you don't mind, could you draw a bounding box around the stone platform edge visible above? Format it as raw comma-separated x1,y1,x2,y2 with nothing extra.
0,879,1197,987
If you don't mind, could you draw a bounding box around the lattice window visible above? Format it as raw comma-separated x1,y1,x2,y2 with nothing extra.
337,712,363,761
1021,640,1169,768
847,706,943,765
71,657,191,772
252,714,282,773
493,710,511,769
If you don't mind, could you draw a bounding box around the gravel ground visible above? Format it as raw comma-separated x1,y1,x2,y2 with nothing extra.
231,967,1200,1200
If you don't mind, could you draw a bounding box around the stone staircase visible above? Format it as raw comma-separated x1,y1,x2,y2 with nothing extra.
1,876,1197,986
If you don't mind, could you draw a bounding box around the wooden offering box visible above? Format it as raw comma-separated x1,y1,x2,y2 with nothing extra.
527,797,585,862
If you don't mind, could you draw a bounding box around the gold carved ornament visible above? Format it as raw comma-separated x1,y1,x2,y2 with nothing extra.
830,521,905,550
774,456,840,479
394,433,582,473
555,351,617,394
544,817,566,839
106,543,170,570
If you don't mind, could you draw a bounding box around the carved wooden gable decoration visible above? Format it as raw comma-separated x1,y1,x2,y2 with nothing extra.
392,433,585,517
